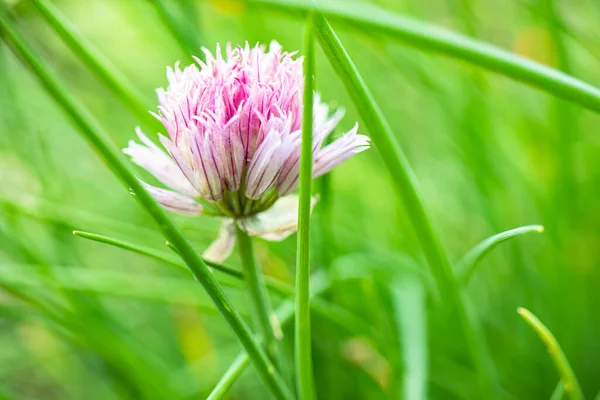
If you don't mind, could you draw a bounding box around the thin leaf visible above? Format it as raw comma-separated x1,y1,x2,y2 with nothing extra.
456,225,544,284
312,14,499,397
249,0,600,114
72,230,294,296
517,308,583,400
0,12,292,400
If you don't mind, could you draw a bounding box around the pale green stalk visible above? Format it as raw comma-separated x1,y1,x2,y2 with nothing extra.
0,13,292,400
312,15,498,396
295,13,316,400
517,308,583,400
249,0,600,114
235,226,280,368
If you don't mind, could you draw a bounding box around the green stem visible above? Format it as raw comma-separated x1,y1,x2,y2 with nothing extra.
235,226,280,367
249,0,600,114
312,15,497,396
209,271,331,400
295,13,316,400
517,308,583,400
0,12,292,400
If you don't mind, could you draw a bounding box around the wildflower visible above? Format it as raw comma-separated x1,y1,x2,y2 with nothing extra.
124,41,370,261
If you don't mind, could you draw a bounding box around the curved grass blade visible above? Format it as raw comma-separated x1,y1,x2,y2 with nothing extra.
0,13,292,400
249,0,600,114
30,0,159,131
312,14,499,397
517,308,583,400
295,12,316,400
72,230,294,296
456,225,544,284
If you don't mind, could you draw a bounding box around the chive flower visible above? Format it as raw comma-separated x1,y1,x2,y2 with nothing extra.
124,41,369,261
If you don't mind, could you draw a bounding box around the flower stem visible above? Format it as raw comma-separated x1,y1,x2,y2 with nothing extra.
235,226,281,368
295,12,316,400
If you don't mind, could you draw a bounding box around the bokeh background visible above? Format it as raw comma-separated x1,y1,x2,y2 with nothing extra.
1,0,599,399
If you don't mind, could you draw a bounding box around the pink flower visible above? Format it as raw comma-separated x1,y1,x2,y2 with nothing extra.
124,41,369,261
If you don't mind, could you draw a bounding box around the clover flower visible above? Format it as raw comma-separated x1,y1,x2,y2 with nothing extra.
124,41,370,261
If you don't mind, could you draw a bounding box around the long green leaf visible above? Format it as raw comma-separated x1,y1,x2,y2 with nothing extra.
517,308,583,400
456,225,544,284
312,15,498,397
0,12,292,400
72,230,294,296
249,0,600,114
295,12,316,400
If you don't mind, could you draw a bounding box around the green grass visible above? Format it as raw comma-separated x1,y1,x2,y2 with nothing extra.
1,0,599,399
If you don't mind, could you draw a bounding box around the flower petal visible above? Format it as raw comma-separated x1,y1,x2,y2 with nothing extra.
123,127,200,197
140,181,202,215
313,123,370,179
203,219,236,263
239,195,318,241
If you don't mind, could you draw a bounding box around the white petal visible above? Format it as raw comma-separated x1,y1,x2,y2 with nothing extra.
239,195,318,241
313,123,370,179
140,181,202,215
203,220,236,263
123,128,200,197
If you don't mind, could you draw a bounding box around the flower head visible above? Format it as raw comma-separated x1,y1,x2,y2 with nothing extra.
124,41,369,261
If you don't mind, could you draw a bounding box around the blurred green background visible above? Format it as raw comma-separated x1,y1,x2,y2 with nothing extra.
1,0,599,399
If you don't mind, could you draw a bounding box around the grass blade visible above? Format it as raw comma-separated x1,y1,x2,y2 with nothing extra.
312,14,498,397
30,0,158,131
0,12,292,400
456,225,544,284
72,230,294,295
517,308,583,400
249,0,600,114
295,12,316,400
